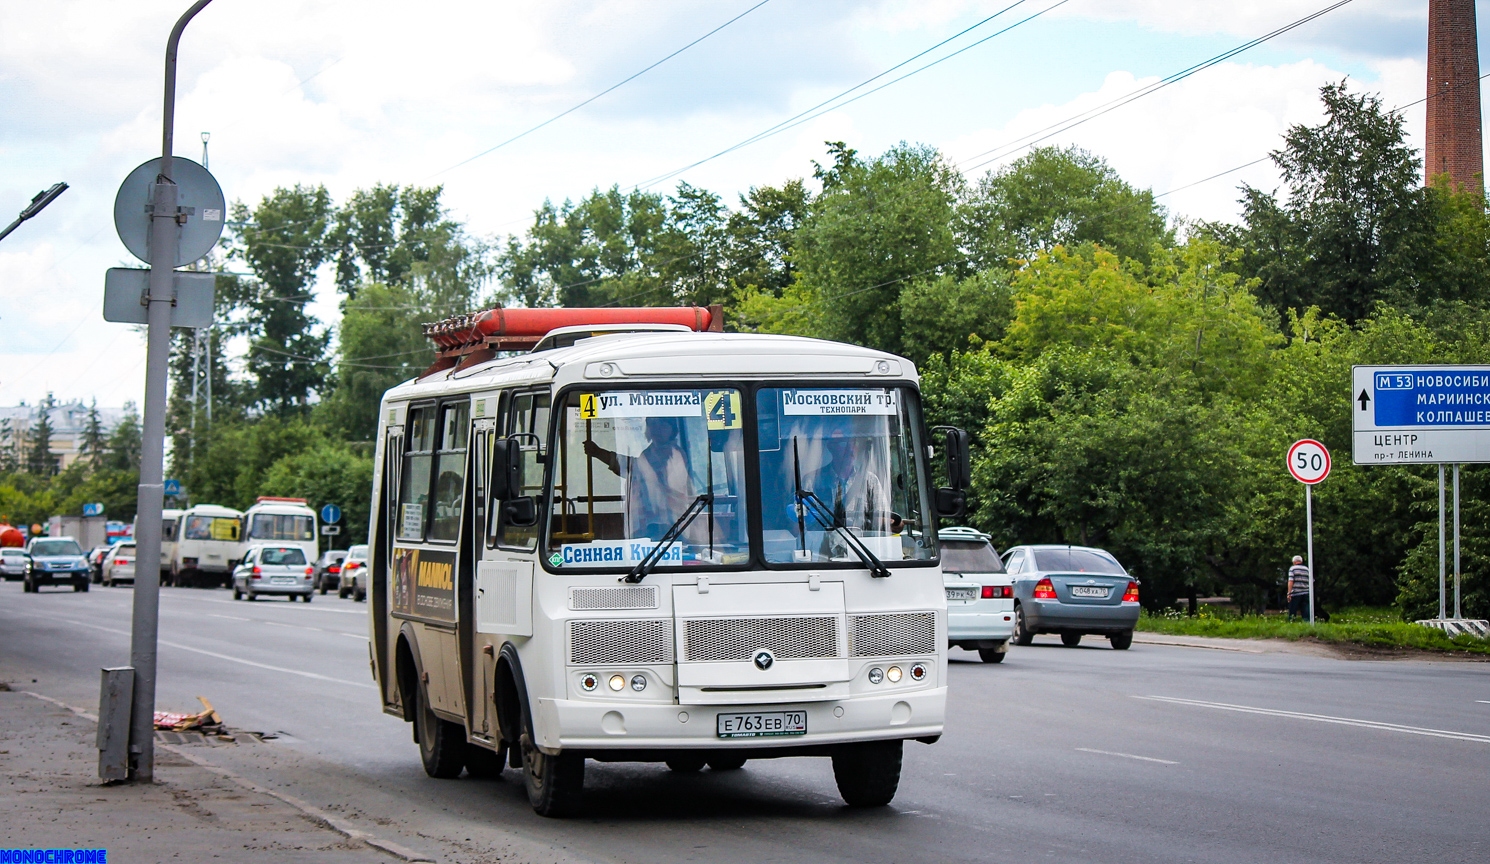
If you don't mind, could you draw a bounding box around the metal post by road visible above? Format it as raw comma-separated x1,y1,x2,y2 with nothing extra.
1305,483,1314,625
1453,463,1461,620
127,0,215,783
1437,464,1446,621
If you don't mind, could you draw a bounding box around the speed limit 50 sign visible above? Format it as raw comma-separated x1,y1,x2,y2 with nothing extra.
1287,439,1331,485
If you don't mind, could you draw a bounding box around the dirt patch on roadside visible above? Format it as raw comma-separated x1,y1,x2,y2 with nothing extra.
1134,631,1490,662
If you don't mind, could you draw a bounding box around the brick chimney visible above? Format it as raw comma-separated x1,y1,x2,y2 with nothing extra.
1426,0,1484,193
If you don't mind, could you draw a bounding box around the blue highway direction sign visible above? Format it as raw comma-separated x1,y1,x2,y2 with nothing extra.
1352,365,1490,464
321,504,342,524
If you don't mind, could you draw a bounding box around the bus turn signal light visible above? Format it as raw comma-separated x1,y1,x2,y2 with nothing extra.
1033,578,1056,599
1123,581,1140,602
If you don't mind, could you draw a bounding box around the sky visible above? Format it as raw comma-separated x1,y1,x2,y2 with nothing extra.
0,0,1481,410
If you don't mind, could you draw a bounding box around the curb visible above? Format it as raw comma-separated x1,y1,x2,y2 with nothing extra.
20,691,436,863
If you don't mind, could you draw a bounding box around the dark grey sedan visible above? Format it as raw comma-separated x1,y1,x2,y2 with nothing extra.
1004,545,1140,649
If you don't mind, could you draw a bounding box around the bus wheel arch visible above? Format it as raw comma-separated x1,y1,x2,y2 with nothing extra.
395,628,422,725
494,643,529,751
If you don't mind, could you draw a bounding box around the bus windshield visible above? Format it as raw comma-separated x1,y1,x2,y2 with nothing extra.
550,389,748,569
248,514,314,542
757,387,935,565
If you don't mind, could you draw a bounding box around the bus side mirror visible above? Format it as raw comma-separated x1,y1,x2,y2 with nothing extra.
935,488,965,519
489,438,522,500
932,426,971,490
504,496,539,528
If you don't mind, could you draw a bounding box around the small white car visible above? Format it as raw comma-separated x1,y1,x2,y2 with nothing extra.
232,544,315,602
101,541,137,587
941,527,1015,663
338,544,369,602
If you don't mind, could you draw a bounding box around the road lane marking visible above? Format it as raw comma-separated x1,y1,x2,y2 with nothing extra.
208,613,250,621
1137,695,1490,744
12,612,375,690
1477,700,1490,704
1075,748,1178,765
341,633,369,640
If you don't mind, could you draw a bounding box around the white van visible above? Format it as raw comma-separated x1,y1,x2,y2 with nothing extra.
173,504,244,588
241,497,318,566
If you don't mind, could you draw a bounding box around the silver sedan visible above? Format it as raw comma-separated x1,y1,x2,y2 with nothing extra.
1004,545,1140,649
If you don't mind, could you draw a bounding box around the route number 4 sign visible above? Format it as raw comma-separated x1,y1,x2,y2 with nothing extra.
1287,439,1331,485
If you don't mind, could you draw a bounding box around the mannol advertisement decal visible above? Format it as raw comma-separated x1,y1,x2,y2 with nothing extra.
392,547,456,623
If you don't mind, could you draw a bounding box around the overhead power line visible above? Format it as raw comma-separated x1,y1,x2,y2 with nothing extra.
632,0,1067,191
429,0,774,179
955,0,1357,175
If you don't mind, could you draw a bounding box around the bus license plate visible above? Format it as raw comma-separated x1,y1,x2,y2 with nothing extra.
717,711,807,738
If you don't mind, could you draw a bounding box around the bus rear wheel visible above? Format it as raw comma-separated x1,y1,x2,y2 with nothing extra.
832,739,903,807
521,719,584,817
415,686,465,779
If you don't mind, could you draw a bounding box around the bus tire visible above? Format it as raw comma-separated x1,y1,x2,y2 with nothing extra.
832,739,902,807
415,686,465,779
521,726,584,818
707,755,747,771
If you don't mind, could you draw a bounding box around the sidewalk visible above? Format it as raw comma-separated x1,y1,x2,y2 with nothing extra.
0,686,423,863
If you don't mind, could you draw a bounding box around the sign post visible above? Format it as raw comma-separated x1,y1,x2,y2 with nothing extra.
1287,439,1331,624
1352,365,1490,624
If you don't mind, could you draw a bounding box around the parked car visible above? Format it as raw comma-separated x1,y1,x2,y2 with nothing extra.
338,545,369,601
1003,545,1140,650
232,544,315,602
101,541,137,587
87,545,112,583
0,548,29,581
940,527,1016,663
23,536,91,593
314,549,348,595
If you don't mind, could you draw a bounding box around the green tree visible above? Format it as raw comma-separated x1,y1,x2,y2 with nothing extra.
318,283,437,441
229,185,333,414
960,145,1171,268
897,269,1014,365
724,179,812,306
80,399,106,470
26,394,57,476
260,444,373,549
104,402,142,474
790,142,964,355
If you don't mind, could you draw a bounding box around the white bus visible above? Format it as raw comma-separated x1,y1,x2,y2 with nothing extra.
366,309,970,817
172,504,244,588
134,508,182,584
241,497,319,565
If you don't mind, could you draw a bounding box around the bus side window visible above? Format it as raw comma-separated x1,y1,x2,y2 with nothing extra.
398,406,437,542
429,402,470,543
495,392,548,550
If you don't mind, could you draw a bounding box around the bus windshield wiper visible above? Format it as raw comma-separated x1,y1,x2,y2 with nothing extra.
792,437,890,578
622,494,714,584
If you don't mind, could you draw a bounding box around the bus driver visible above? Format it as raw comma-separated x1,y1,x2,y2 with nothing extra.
583,416,696,541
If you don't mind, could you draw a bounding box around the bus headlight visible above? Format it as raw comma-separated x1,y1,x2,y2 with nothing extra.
630,674,647,692
867,667,884,685
608,674,626,692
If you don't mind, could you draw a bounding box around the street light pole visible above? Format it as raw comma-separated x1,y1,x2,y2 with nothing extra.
0,183,69,243
127,0,215,783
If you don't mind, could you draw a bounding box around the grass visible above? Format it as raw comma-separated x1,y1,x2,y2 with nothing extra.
1136,605,1490,655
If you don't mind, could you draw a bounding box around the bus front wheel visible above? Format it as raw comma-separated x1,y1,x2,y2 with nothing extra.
832,739,903,807
521,718,584,817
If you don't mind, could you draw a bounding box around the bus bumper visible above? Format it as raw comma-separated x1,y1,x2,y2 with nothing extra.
536,687,947,751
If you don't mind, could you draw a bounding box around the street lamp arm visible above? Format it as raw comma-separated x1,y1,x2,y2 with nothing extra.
0,183,69,244
161,0,215,178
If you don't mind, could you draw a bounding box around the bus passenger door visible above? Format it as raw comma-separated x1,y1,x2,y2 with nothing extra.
474,391,548,735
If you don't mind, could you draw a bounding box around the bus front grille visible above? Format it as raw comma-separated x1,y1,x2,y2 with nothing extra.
850,612,936,656
569,619,674,664
682,616,840,662
569,586,659,611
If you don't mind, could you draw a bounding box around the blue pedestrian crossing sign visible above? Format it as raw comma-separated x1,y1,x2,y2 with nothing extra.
164,479,182,496
82,502,105,517
321,504,342,524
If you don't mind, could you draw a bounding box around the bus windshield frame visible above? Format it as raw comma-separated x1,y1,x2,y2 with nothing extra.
540,380,939,574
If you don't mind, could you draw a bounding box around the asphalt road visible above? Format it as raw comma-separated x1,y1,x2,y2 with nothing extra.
2,578,1488,864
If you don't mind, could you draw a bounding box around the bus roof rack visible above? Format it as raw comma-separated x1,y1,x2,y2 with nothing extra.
420,304,723,379
254,496,308,505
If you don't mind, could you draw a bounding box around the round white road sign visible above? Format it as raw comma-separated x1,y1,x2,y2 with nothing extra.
1287,439,1331,485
